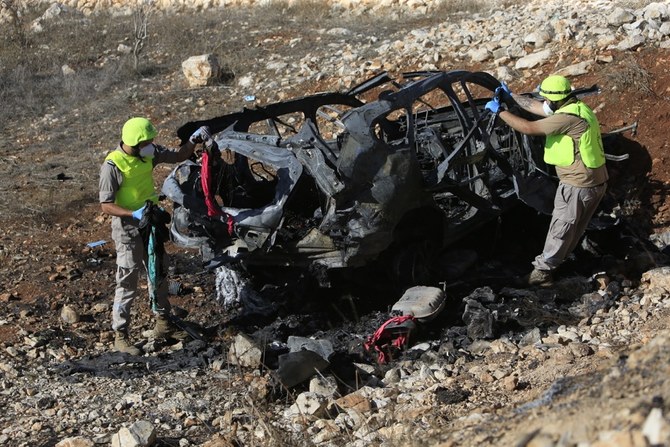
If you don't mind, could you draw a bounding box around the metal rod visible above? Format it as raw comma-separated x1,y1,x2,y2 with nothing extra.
607,121,638,136
605,153,630,162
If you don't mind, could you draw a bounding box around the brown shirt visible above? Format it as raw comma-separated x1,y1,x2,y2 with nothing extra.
533,113,609,188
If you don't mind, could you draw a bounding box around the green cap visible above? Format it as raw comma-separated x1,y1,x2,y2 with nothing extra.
122,117,158,146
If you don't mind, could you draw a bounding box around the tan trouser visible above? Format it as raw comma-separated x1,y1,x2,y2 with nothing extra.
111,216,171,332
533,182,607,271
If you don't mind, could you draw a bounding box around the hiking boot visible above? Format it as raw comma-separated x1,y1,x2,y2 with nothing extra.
114,331,142,355
151,315,188,341
527,269,553,287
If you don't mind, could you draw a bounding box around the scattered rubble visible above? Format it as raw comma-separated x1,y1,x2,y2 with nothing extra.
1,246,669,445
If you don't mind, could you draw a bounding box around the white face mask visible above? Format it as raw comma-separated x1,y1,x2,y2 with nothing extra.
542,101,555,116
139,143,156,157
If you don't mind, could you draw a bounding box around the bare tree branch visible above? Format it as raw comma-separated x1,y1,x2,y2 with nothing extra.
1,0,28,46
132,0,153,72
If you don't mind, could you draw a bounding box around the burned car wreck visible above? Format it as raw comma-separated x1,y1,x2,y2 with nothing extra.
169,70,608,289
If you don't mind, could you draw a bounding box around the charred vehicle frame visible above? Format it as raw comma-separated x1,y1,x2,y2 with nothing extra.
172,70,608,287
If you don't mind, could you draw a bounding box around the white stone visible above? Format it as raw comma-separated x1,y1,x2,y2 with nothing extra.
42,3,72,21
228,333,262,368
266,61,288,70
468,47,490,62
642,408,668,445
557,61,593,77
515,49,552,69
55,437,94,447
294,392,328,417
641,267,670,294
384,367,401,384
311,420,340,443
615,35,646,51
181,54,221,88
111,421,155,447
309,375,339,398
643,2,668,21
524,30,553,47
327,27,351,36
60,305,79,323
237,75,254,89
495,66,521,83
607,7,635,27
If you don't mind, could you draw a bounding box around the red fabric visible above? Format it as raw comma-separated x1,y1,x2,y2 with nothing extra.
364,315,416,364
200,151,223,218
201,151,235,236
225,215,234,236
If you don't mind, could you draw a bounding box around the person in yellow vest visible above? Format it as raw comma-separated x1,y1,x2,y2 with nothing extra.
99,117,211,354
485,75,608,286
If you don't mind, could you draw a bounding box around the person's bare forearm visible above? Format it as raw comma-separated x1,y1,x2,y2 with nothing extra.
101,202,133,218
498,111,546,136
511,93,546,116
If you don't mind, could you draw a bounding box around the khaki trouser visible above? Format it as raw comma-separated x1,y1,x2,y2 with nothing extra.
111,216,171,332
533,182,607,272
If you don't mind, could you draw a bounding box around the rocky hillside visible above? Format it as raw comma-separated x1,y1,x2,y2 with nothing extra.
1,1,670,446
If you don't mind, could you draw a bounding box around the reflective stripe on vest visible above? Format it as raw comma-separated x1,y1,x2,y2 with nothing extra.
543,101,606,169
105,149,158,210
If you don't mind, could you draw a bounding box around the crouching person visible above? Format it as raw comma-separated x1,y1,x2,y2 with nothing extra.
99,117,211,354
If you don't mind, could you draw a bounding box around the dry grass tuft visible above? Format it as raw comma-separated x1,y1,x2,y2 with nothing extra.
435,0,523,15
604,57,657,97
436,0,491,14
262,0,333,23
0,7,137,127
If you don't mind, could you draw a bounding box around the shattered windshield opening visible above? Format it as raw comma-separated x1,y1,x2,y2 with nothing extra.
217,147,278,210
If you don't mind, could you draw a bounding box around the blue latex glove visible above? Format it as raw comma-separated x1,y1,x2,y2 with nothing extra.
189,126,212,144
495,82,512,99
132,205,146,220
485,98,501,114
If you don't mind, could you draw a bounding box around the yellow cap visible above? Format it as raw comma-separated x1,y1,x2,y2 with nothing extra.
539,75,572,101
122,117,158,146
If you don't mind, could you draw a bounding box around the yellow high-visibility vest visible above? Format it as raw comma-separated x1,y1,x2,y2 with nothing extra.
544,101,606,169
105,149,158,210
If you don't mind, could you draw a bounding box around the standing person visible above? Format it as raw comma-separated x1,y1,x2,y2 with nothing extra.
485,75,608,286
99,117,211,354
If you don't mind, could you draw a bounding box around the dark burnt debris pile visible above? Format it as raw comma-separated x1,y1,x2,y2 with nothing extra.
48,203,670,445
